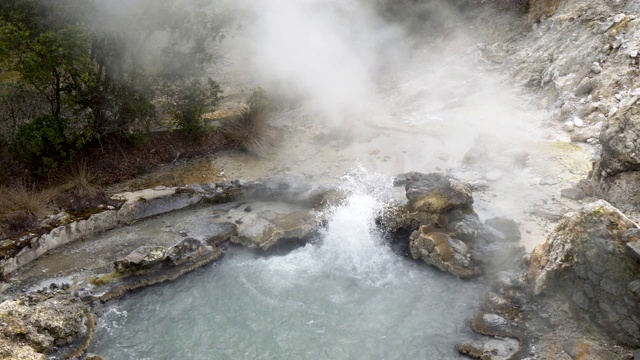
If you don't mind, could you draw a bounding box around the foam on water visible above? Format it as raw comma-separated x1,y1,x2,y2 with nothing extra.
256,166,398,286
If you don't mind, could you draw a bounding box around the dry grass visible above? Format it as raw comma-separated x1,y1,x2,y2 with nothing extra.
0,184,56,238
54,161,98,196
221,89,277,158
0,184,55,219
528,0,564,21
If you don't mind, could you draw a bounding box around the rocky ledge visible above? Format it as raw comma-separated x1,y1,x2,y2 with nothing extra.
457,200,640,359
0,290,93,360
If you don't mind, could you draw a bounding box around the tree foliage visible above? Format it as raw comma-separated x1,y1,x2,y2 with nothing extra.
0,0,230,176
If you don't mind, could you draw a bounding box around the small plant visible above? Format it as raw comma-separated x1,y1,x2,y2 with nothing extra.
52,161,114,218
56,161,97,196
167,77,223,139
221,88,277,158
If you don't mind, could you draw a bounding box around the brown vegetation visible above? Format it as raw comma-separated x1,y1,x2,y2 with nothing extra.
221,89,277,158
0,128,236,238
0,184,54,238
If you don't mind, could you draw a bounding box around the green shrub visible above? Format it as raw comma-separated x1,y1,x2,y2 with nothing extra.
167,77,222,139
11,115,88,176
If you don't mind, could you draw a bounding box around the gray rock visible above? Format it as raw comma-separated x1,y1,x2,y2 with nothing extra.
409,228,481,278
600,171,640,207
186,184,204,193
629,281,640,298
485,217,521,242
229,206,318,250
626,241,640,261
561,187,585,200
572,291,589,310
114,246,166,273
233,179,248,187
570,123,603,143
166,238,211,266
575,77,596,96
528,200,640,346
203,222,238,246
590,105,640,206
404,173,473,213
201,183,216,192
457,337,520,360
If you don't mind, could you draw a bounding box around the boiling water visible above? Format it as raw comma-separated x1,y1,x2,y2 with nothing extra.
89,171,486,359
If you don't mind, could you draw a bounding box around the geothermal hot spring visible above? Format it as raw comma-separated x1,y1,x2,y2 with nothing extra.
89,170,486,359
87,1,591,358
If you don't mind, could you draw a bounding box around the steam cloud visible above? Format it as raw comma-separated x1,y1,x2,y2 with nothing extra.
226,0,541,170
88,0,544,177
241,0,402,125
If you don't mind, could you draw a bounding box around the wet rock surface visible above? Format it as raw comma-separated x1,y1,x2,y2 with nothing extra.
485,217,521,242
457,337,520,360
409,228,480,278
113,246,167,273
404,172,474,213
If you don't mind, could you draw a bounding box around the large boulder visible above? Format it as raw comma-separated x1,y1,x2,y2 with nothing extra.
590,101,640,207
527,200,640,346
225,205,319,251
384,172,524,276
0,294,92,358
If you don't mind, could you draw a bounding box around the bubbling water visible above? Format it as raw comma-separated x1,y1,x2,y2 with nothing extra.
89,167,485,359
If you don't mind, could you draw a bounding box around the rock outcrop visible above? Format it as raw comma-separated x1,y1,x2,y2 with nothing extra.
457,270,529,359
527,200,640,347
409,228,480,277
384,172,524,277
484,0,640,208
590,103,640,206
114,246,167,274
0,293,93,359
